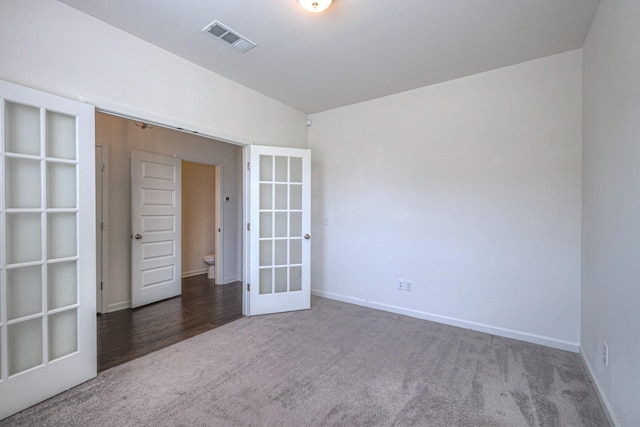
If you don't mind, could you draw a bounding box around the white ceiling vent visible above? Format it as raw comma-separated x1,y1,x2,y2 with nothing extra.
202,20,256,53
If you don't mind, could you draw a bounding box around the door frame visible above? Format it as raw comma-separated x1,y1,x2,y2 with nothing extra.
83,97,252,311
179,157,223,284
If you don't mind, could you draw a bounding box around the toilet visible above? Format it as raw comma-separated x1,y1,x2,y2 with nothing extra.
203,254,215,280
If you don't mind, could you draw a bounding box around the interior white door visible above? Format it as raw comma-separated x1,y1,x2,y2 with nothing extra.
0,80,96,420
247,145,311,316
131,150,181,308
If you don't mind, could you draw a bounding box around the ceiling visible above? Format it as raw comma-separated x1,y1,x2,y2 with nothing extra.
58,0,600,114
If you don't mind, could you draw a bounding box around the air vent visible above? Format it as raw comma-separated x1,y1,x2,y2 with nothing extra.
203,21,256,53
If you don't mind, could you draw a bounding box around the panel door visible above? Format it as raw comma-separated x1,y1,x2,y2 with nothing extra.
0,80,96,420
131,150,181,308
248,145,311,316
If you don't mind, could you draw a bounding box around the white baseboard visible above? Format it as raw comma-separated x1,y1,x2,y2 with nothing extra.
182,269,207,278
579,348,619,427
219,275,240,285
311,290,580,353
107,300,131,313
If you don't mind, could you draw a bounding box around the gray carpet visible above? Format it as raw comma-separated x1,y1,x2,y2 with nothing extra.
2,297,608,426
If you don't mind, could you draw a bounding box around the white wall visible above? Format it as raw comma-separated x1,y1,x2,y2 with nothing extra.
581,1,640,425
309,50,583,351
0,0,307,148
182,162,217,277
96,113,242,311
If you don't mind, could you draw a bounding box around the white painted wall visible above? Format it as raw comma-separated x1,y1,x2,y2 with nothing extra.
0,0,307,148
581,1,640,425
309,50,583,351
182,162,217,277
96,113,242,312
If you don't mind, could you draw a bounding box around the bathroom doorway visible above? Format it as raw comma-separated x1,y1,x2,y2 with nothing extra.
182,160,222,283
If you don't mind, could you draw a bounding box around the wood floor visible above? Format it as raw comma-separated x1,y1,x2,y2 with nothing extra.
97,275,243,372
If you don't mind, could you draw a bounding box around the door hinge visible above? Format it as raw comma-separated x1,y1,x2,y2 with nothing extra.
100,281,103,290
101,162,105,172
247,161,251,171
247,223,250,231
100,222,104,231
247,283,250,292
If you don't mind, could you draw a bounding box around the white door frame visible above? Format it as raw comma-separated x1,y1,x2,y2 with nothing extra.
83,98,252,311
179,156,223,283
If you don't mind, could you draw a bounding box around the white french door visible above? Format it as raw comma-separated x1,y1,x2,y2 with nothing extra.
131,150,181,308
0,80,96,420
247,145,311,316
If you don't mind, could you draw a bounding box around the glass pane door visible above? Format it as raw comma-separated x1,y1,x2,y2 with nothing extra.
0,80,96,420
248,145,310,316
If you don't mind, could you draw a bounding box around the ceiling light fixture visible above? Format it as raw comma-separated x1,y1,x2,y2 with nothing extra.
299,0,332,13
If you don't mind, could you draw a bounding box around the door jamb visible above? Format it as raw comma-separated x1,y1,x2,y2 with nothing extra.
95,144,109,314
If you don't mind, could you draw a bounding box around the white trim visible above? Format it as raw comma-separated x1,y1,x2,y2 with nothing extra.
95,144,110,314
79,95,254,147
106,300,131,313
580,348,620,427
220,275,240,285
182,269,207,278
312,289,580,353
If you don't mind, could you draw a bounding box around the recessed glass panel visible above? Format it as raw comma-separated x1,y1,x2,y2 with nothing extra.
8,318,43,376
290,212,302,238
275,239,287,265
5,101,41,156
46,111,77,160
274,184,288,210
7,266,42,320
275,156,288,182
259,212,273,238
259,184,273,210
5,157,41,208
259,268,272,294
259,240,273,267
48,213,77,259
290,239,302,265
6,213,42,264
47,162,76,208
49,309,77,360
290,157,303,183
290,266,302,292
274,267,287,293
48,261,77,309
259,155,273,181
274,212,287,238
290,184,302,210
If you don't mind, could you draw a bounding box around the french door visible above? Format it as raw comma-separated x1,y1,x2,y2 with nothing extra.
247,145,311,316
0,80,96,420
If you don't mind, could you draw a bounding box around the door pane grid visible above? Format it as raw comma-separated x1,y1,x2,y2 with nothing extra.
1,100,81,380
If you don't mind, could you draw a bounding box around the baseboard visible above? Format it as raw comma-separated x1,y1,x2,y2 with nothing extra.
219,275,240,285
579,348,619,427
182,269,207,278
106,300,131,313
312,290,580,353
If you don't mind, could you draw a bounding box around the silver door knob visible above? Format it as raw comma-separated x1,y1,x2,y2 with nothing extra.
135,234,142,240
304,234,311,240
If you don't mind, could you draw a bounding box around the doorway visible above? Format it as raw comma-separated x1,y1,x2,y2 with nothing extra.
182,161,222,282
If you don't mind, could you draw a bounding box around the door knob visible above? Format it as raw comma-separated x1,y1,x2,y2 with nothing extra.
304,234,311,240
134,234,142,240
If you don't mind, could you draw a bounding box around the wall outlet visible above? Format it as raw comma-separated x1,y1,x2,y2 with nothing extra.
603,342,609,366
397,279,405,291
405,280,413,291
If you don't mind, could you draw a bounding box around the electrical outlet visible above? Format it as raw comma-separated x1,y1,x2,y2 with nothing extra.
405,280,413,291
397,279,405,291
603,343,609,366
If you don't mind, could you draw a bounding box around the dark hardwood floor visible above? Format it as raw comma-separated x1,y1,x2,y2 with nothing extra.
97,275,243,372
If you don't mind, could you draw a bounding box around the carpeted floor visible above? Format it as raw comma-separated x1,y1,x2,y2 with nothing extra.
2,297,608,426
